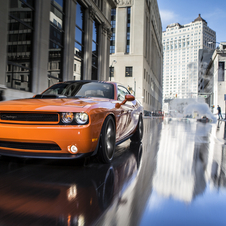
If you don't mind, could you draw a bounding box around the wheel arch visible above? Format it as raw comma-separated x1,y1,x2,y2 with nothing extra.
91,113,116,157
100,113,116,129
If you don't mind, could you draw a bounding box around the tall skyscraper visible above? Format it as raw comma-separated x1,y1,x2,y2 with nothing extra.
162,14,216,101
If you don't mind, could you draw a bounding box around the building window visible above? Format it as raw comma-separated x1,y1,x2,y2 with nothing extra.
126,7,131,53
6,0,35,91
7,75,11,83
75,2,85,80
48,0,65,86
125,67,132,77
110,8,116,54
144,89,146,102
218,62,225,81
92,20,99,80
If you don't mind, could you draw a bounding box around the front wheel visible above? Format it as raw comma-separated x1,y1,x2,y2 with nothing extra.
130,114,143,142
98,116,116,163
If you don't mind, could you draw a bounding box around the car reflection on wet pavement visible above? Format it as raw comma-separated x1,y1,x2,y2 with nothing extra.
0,118,226,226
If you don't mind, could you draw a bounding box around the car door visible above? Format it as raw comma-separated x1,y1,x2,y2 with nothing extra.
116,85,136,139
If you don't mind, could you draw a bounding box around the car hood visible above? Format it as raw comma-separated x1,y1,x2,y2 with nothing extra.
0,98,109,112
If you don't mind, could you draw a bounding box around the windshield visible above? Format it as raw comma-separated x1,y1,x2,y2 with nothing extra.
42,82,114,99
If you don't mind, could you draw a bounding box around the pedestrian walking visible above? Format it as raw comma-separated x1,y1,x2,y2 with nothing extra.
217,105,223,120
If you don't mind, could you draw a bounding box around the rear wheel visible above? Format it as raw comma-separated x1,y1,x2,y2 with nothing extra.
98,116,116,163
130,114,143,142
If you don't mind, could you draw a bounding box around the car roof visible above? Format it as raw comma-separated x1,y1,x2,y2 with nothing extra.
60,80,114,84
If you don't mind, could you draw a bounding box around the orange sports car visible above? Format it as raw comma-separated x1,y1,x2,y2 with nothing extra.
0,81,143,163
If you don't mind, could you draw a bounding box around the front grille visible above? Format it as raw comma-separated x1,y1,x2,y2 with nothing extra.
0,141,61,150
0,113,58,122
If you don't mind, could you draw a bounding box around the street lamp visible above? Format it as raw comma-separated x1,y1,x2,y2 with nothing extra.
109,60,117,81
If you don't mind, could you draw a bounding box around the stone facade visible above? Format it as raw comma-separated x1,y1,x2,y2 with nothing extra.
109,0,163,113
198,43,226,114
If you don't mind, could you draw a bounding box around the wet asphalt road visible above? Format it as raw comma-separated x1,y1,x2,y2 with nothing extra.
0,118,226,226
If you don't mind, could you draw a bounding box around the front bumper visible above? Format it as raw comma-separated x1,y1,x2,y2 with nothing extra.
0,123,100,157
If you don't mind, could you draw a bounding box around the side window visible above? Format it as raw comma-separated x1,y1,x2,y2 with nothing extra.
117,85,130,101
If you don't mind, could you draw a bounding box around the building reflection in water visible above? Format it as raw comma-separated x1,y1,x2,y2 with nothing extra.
48,0,65,86
153,119,200,202
209,121,226,188
152,119,226,204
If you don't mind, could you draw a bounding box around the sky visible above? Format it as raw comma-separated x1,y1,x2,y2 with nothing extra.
158,0,226,43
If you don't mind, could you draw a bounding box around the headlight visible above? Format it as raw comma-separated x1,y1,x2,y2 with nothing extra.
61,112,74,124
75,112,89,125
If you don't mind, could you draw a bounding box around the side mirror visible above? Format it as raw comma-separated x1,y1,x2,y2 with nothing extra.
125,94,135,101
115,94,135,108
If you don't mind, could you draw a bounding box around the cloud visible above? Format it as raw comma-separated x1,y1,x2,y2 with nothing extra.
160,10,178,28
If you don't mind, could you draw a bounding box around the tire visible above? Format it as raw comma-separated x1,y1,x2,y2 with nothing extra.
98,116,116,163
130,114,143,142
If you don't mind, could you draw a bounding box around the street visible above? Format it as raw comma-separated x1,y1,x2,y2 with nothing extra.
0,118,226,226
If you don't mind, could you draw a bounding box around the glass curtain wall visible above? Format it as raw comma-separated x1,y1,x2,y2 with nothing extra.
126,7,131,53
74,2,85,80
48,0,65,86
6,0,35,91
92,20,99,80
110,8,116,54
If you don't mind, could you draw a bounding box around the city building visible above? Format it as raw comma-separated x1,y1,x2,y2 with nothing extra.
162,14,216,102
198,42,226,114
0,0,116,100
197,48,214,107
109,0,163,113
